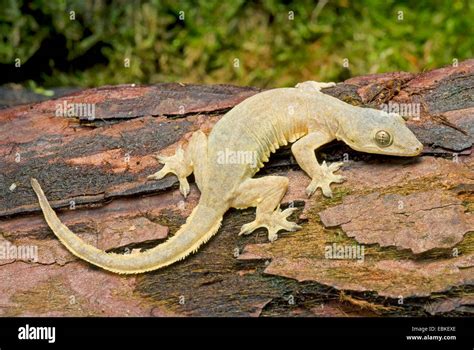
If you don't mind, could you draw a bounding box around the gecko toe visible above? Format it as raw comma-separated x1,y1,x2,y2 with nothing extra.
328,161,344,172
268,231,278,242
147,172,164,181
305,184,317,197
238,222,258,236
281,207,298,216
332,174,345,183
179,179,190,198
154,154,168,163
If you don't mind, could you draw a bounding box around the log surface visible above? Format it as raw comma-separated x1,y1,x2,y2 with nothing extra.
0,61,472,316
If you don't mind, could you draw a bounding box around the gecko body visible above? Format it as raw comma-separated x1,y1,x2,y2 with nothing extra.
31,81,423,274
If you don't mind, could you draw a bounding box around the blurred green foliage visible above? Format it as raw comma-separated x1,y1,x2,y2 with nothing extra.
1,0,473,87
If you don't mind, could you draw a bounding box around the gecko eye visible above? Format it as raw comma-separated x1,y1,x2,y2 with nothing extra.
374,130,393,147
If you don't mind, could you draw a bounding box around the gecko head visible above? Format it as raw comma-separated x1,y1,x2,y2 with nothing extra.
338,109,423,157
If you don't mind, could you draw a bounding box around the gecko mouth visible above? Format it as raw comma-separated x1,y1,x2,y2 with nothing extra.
375,145,423,157
347,142,423,157
386,146,423,157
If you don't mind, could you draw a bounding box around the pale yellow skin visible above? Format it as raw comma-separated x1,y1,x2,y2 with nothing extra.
31,81,423,274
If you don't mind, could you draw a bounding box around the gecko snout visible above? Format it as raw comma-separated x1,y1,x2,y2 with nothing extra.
413,141,423,155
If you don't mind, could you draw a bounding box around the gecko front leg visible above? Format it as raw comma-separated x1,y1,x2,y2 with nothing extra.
291,131,344,198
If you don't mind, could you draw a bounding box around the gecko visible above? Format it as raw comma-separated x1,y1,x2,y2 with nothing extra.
31,81,423,274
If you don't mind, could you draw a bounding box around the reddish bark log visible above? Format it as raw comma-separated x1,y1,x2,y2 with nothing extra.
0,60,472,316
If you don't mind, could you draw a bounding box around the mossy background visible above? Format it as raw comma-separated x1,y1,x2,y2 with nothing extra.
1,0,473,88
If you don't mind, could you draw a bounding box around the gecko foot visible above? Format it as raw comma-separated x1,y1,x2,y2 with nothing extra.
239,207,302,242
295,81,336,92
306,161,345,198
147,147,192,198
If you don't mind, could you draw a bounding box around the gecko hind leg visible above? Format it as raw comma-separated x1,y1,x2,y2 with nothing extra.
147,130,208,197
231,176,302,242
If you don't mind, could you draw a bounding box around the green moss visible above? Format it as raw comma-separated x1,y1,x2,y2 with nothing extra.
2,0,473,88
317,186,352,210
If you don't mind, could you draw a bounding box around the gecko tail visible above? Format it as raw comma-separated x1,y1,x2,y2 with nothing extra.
31,178,225,274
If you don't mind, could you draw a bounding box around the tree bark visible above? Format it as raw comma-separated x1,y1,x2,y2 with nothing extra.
0,61,472,316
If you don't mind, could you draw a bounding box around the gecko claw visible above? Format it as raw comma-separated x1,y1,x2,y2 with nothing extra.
305,184,317,197
238,222,257,236
147,166,168,181
154,154,168,163
328,161,344,172
179,179,190,198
